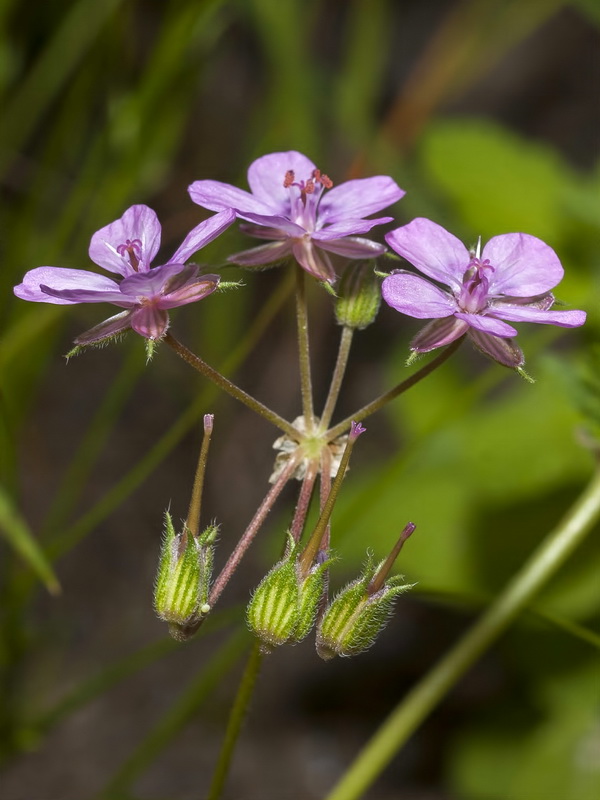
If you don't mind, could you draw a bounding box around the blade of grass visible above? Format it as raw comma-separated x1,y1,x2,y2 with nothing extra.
0,484,60,594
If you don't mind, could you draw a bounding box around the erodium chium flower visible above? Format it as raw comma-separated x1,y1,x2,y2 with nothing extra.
381,218,587,368
188,150,404,283
13,205,235,344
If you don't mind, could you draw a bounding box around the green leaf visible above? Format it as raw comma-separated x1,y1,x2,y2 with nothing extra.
0,484,60,594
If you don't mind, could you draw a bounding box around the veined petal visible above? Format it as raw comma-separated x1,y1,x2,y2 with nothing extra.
313,217,393,238
159,276,220,309
247,151,317,212
238,223,289,241
235,212,305,237
188,180,273,215
483,233,564,296
228,240,292,267
385,218,470,291
131,305,169,340
382,272,456,319
317,176,404,225
315,237,386,258
119,263,189,298
489,303,587,328
89,205,161,275
170,209,235,263
411,317,469,352
75,310,135,345
14,267,122,305
291,239,336,283
455,312,518,337
468,330,524,368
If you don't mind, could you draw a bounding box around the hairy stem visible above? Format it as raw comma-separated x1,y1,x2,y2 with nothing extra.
325,467,600,800
325,338,463,441
295,264,315,432
206,641,263,800
164,332,299,439
319,325,354,432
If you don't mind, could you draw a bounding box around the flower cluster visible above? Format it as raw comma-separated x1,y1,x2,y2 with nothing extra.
10,150,589,660
13,149,585,369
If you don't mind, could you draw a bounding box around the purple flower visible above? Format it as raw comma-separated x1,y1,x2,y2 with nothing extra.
382,218,586,367
188,151,404,283
14,205,235,344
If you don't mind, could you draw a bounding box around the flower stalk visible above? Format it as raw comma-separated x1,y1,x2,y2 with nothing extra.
325,338,464,441
164,332,299,439
295,264,316,432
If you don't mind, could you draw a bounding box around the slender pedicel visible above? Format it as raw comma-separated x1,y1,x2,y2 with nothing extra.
164,332,300,439
185,414,214,538
324,338,464,441
299,422,366,576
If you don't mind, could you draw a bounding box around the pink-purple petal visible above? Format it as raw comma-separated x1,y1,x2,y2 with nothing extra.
188,180,272,215
411,317,469,352
247,151,317,212
40,285,136,307
455,312,518,338
74,310,135,345
14,267,122,305
89,205,161,275
131,305,169,340
235,212,306,237
291,240,336,283
238,223,289,241
489,303,587,328
119,263,189,298
382,272,457,319
468,329,524,368
313,217,393,238
483,233,564,297
228,240,292,267
159,278,219,309
315,237,386,258
385,218,470,291
170,209,236,264
317,176,404,226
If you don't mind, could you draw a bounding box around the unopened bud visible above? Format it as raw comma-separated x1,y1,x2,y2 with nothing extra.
316,555,415,660
247,537,334,651
247,549,300,651
154,511,216,627
335,261,381,330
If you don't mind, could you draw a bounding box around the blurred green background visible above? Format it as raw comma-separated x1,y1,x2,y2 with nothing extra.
1,1,599,798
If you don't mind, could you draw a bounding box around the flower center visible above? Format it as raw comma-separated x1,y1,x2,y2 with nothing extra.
117,239,143,271
283,168,333,231
458,257,494,314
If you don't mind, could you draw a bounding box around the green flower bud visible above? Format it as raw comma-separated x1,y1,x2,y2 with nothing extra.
247,537,335,651
316,556,415,660
154,511,217,626
293,552,335,643
247,551,300,651
335,261,381,330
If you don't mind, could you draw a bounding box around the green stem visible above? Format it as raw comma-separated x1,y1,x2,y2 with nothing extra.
207,641,263,800
295,264,315,431
164,332,299,439
299,425,363,575
185,414,213,538
325,338,463,442
325,467,600,800
319,326,354,431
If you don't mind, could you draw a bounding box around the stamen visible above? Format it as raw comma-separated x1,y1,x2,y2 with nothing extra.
313,169,333,189
116,238,142,271
283,170,295,188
